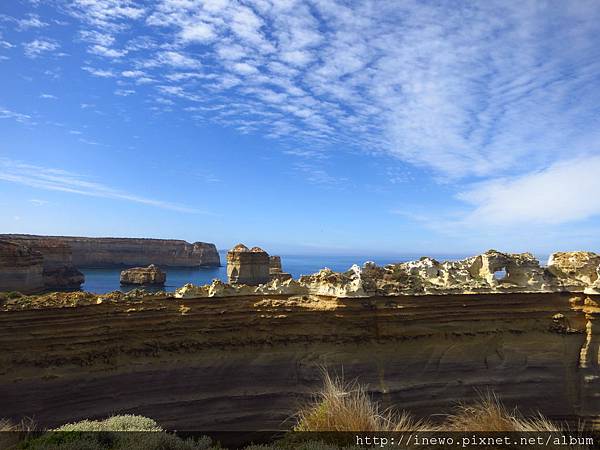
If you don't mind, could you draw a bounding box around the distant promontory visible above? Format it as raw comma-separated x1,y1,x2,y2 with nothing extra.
0,234,220,293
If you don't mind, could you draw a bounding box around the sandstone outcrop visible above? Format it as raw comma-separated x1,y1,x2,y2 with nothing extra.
120,265,166,286
548,251,600,294
269,255,282,272
227,244,270,285
0,240,44,293
0,234,220,268
269,255,292,282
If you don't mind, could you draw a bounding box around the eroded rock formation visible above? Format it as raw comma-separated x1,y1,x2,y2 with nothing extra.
0,234,221,268
180,250,600,299
269,255,282,273
0,240,44,293
269,255,292,282
120,265,166,286
226,244,270,285
548,251,600,294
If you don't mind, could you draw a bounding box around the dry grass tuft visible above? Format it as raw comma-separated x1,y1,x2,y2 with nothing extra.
0,417,36,432
295,374,572,434
444,391,560,432
294,372,429,432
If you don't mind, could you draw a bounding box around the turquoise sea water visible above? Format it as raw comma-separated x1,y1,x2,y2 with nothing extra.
81,251,471,294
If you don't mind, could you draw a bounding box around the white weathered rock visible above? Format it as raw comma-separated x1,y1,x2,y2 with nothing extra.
174,249,600,299
548,252,600,289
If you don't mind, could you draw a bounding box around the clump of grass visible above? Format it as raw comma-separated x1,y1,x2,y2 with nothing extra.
294,372,429,432
295,373,573,434
444,392,560,432
0,416,36,431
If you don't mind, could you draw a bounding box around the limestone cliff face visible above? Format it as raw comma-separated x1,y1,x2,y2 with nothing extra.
0,290,597,430
6,238,85,291
0,235,221,268
0,240,44,293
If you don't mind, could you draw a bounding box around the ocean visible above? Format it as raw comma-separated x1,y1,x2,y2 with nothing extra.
80,251,471,294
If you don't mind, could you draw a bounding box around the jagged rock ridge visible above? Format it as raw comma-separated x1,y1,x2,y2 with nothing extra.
176,249,600,298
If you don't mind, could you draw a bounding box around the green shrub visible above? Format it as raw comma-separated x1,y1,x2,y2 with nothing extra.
19,415,218,450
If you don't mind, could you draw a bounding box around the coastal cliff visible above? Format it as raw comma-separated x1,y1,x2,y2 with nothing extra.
3,238,85,291
0,240,44,293
0,234,221,268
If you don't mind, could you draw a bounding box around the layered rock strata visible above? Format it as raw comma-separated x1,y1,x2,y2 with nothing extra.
0,240,44,293
120,265,166,285
0,235,221,268
0,289,598,431
0,238,84,292
17,239,84,290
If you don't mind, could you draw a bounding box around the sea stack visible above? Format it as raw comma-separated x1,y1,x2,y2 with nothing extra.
120,265,166,286
227,244,270,285
269,255,292,282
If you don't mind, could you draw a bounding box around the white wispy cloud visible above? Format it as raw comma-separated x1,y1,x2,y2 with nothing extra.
69,0,146,29
294,161,346,187
40,93,58,99
114,88,135,96
0,158,209,214
458,155,600,226
89,44,127,58
23,38,59,58
34,0,600,226
17,13,48,29
0,107,31,123
82,66,115,77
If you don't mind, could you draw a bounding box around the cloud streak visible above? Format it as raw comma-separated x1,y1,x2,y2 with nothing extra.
0,158,209,214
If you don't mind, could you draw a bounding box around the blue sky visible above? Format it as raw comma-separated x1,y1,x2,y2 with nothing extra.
1,0,600,256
